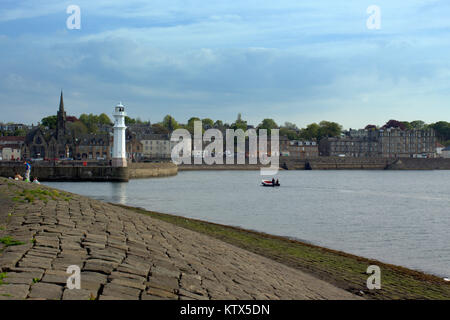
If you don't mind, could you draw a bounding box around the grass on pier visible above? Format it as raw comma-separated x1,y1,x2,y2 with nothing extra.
119,204,450,300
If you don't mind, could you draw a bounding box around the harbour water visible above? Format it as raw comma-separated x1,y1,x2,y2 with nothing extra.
44,170,450,277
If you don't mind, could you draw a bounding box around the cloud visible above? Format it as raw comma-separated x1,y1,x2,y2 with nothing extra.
0,0,449,128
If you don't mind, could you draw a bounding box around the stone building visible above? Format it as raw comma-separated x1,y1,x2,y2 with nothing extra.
319,128,436,158
0,136,24,160
319,136,379,157
140,134,175,159
126,132,144,161
287,140,319,158
442,146,450,158
436,142,445,157
379,128,436,158
22,92,111,160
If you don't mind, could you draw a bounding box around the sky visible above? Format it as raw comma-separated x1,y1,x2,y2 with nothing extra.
0,0,449,129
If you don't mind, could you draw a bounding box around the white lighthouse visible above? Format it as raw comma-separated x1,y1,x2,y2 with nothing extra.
112,102,127,167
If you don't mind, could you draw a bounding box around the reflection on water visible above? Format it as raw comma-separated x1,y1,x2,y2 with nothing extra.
111,183,128,205
44,170,450,277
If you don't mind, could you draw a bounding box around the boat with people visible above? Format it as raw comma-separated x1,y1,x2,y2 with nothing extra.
261,179,280,187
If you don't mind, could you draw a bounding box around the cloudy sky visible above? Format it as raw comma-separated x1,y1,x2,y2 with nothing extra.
0,0,449,129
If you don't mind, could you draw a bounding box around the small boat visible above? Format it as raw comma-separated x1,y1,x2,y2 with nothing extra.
261,180,280,187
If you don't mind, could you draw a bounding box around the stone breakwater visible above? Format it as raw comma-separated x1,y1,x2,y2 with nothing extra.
0,162,178,182
0,178,358,300
128,162,178,179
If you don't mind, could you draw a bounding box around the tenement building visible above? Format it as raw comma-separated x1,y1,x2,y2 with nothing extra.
319,128,436,158
140,134,174,159
287,140,319,158
379,128,436,158
22,92,111,160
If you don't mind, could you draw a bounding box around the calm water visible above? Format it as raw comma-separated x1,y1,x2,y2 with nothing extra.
44,170,450,277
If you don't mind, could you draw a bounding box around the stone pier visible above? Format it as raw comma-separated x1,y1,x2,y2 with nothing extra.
0,178,358,300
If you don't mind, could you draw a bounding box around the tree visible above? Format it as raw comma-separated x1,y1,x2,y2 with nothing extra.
202,118,214,130
280,127,298,140
162,115,179,132
13,129,27,136
79,113,100,133
98,113,113,126
67,121,88,136
299,123,320,140
41,116,57,129
318,121,342,139
283,122,299,131
214,120,223,128
257,118,278,135
125,116,136,126
151,123,169,134
429,121,450,144
185,117,201,133
231,114,247,131
410,120,426,129
401,121,413,130
383,120,406,130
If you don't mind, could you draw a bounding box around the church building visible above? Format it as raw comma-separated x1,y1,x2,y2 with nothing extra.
22,92,111,161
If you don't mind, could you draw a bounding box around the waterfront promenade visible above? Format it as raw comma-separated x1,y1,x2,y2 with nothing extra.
0,178,358,300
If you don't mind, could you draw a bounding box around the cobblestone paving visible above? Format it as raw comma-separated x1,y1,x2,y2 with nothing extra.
0,179,359,300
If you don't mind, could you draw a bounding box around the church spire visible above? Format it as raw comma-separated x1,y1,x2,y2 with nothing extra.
59,90,64,112
57,90,66,137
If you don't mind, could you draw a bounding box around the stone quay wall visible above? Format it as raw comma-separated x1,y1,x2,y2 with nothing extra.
0,163,129,182
128,162,178,179
0,162,179,182
281,157,450,170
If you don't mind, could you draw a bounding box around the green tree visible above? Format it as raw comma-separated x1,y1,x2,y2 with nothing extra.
41,116,57,129
151,123,169,134
231,113,247,131
318,121,342,140
299,123,320,140
283,122,299,131
410,120,426,129
162,115,179,131
257,118,278,135
13,129,27,136
79,114,99,133
202,118,214,129
429,121,450,143
98,113,113,126
125,116,136,126
214,120,224,128
280,127,298,140
185,117,201,133
67,121,88,136
401,121,413,130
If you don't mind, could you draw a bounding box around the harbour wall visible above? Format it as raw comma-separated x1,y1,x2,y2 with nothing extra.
0,163,129,182
179,157,450,170
282,157,450,170
0,162,178,182
128,162,178,178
